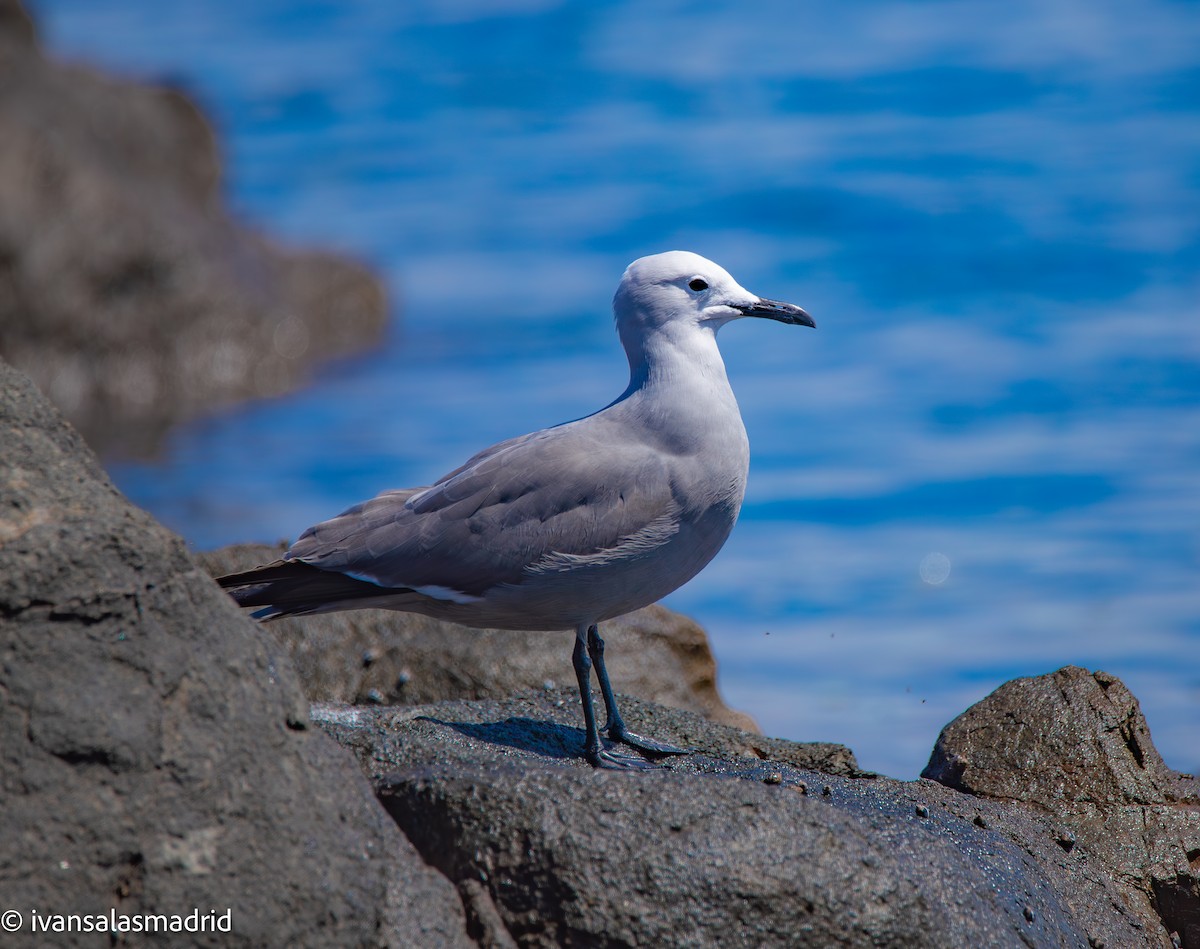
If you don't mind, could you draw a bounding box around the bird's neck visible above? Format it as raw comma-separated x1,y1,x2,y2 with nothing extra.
616,323,745,437
624,320,730,386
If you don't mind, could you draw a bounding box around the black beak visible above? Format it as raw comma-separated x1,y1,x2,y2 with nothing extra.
737,297,816,328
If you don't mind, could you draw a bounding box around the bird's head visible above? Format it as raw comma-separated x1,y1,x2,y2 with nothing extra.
613,251,814,342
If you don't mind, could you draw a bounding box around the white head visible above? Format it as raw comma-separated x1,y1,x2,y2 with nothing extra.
612,251,813,356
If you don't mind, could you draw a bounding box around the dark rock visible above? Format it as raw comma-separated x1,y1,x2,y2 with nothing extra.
314,691,1153,948
0,0,35,45
0,357,471,948
199,542,760,732
924,665,1200,949
0,2,386,456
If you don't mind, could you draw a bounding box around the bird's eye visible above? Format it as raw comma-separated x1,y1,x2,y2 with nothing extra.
688,278,708,292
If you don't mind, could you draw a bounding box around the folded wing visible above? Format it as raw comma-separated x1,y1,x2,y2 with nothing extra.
228,419,684,613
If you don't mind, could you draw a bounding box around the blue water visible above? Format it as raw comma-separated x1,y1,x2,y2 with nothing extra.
34,0,1199,779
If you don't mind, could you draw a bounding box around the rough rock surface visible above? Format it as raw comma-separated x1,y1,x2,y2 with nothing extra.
315,690,1160,948
0,1,386,456
0,357,470,948
200,542,759,732
924,665,1200,949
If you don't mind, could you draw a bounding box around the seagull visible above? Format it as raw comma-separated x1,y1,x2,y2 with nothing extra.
217,251,814,768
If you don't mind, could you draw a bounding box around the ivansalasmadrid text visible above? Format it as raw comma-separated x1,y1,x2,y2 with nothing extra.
27,908,232,934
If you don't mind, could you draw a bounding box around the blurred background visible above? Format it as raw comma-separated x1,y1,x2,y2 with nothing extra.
24,0,1199,778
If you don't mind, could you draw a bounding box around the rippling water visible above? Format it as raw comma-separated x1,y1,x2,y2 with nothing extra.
36,0,1199,778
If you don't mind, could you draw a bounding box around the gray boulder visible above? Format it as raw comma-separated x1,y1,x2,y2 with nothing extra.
0,357,471,947
314,689,1157,948
924,665,1200,949
0,1,386,456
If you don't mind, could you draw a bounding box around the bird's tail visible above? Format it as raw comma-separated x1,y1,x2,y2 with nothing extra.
216,559,406,620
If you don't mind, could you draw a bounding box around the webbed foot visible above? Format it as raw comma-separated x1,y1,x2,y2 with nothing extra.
608,726,690,758
586,744,664,770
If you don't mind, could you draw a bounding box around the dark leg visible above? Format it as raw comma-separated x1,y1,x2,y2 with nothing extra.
586,624,689,758
572,629,654,769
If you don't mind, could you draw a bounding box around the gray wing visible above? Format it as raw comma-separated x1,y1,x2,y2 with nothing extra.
284,419,681,597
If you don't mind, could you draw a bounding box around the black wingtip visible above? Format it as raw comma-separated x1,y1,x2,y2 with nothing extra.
216,559,409,618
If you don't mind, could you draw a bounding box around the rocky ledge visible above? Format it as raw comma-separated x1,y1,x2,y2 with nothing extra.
2,357,1198,948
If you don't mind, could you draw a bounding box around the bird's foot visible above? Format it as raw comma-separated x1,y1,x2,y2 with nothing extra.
585,743,664,770
608,725,690,758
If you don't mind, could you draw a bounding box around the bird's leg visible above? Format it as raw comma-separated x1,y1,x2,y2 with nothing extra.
586,624,689,758
586,624,625,734
572,625,656,769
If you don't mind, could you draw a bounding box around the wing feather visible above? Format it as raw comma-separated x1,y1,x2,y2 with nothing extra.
285,419,681,596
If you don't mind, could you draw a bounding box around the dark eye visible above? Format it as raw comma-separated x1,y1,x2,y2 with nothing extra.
688,278,708,292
